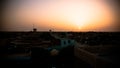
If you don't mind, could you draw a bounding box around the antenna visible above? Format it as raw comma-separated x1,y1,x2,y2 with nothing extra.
33,24,35,29
32,23,37,32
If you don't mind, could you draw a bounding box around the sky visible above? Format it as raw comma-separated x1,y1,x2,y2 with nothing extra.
1,0,120,31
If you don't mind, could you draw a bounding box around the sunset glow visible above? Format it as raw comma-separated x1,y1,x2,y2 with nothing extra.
3,0,118,31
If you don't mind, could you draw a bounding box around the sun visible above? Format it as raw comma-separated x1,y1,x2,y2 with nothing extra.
72,17,86,29
64,0,114,31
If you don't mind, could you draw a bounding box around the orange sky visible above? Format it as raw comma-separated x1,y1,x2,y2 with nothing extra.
3,0,119,31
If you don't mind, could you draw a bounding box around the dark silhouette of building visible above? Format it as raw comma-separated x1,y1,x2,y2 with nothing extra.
33,28,37,32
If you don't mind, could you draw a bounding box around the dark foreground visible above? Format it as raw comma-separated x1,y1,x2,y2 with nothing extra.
0,32,120,68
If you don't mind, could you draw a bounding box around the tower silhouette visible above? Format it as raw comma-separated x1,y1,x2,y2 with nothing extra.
33,24,37,32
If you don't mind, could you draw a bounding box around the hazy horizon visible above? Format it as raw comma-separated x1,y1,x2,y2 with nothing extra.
1,0,120,32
